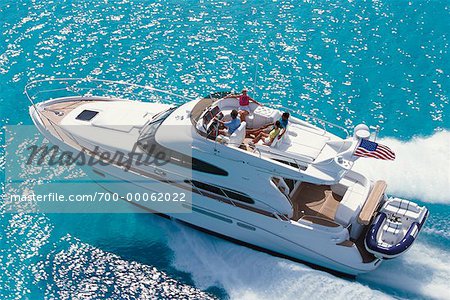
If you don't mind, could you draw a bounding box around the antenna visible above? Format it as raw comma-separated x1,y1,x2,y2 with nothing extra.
253,54,259,98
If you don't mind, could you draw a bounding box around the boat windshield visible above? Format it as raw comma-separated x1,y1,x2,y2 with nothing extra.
139,106,177,141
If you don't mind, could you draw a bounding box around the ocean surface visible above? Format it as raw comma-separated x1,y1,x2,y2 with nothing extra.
1,0,449,299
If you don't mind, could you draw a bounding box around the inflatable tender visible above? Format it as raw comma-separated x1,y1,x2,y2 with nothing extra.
365,198,428,259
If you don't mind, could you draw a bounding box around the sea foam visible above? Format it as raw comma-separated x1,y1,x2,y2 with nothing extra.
168,220,450,300
167,222,390,300
360,242,450,300
353,130,450,204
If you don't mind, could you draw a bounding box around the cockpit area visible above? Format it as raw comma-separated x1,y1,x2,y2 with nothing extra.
189,94,354,173
192,96,287,151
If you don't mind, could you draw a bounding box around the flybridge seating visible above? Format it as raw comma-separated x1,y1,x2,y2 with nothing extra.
192,96,346,166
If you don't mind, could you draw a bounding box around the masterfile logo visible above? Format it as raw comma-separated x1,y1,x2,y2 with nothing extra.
3,125,192,214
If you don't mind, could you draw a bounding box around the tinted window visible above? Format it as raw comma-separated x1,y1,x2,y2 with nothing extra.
190,180,226,196
222,189,254,204
139,107,177,141
273,158,297,169
211,106,220,116
76,110,98,121
138,106,227,176
188,180,254,204
191,158,228,176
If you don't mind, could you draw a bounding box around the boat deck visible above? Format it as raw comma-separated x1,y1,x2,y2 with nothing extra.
192,97,335,163
36,98,122,150
40,100,87,123
290,182,377,262
36,100,90,148
290,182,343,226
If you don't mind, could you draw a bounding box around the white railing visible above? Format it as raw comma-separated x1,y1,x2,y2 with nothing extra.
269,104,350,139
25,77,198,145
24,77,196,108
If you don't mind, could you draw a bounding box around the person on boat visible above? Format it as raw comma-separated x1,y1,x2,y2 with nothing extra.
251,120,281,146
277,112,290,139
215,109,241,136
228,88,261,122
247,111,290,140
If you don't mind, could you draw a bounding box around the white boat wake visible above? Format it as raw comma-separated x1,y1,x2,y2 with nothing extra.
353,130,450,204
167,219,449,300
359,242,450,300
166,222,390,300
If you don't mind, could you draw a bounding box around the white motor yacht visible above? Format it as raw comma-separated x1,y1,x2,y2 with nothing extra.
26,78,428,276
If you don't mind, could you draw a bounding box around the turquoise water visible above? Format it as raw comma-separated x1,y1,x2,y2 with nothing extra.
1,0,449,299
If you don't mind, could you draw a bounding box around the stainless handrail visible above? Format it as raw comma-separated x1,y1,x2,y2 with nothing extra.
268,104,350,138
24,77,197,146
24,77,196,105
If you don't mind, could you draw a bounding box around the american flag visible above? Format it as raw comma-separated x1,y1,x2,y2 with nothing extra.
354,139,396,160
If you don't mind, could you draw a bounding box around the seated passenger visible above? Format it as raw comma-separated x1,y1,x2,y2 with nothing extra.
228,88,261,122
247,111,290,139
251,120,281,146
278,112,290,140
215,109,241,136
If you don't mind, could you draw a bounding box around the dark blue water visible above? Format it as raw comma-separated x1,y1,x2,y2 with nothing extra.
1,0,449,299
